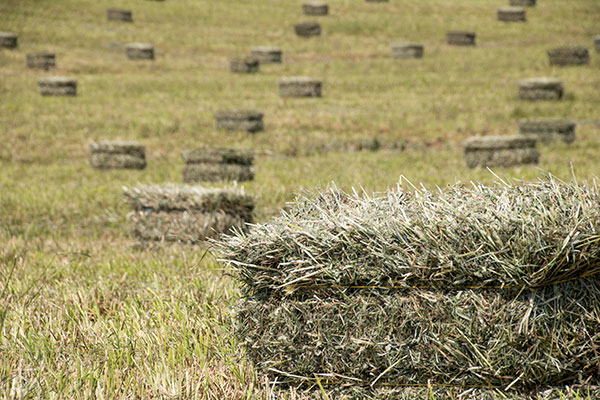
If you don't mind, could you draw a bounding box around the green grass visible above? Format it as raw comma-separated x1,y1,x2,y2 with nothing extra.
1,0,600,397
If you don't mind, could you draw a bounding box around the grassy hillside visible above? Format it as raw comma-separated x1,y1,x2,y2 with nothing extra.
0,0,599,397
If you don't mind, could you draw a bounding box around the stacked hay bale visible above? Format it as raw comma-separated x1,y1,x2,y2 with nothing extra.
89,141,146,169
446,31,476,46
217,180,600,397
182,147,254,183
229,56,259,73
391,43,424,59
547,46,590,66
518,78,563,100
0,32,17,48
107,8,133,22
294,22,321,37
519,118,576,143
125,185,254,244
497,7,526,22
126,43,154,60
38,77,77,96
214,110,264,133
26,53,56,70
464,136,539,167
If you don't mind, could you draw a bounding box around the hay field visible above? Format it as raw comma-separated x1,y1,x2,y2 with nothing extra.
0,0,599,398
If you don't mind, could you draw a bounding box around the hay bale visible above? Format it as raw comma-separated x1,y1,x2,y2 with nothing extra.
26,52,56,70
595,36,600,53
126,43,154,60
509,0,536,6
518,77,564,100
89,141,146,170
214,110,264,133
37,77,77,96
278,77,322,98
391,43,424,59
294,22,321,38
518,118,576,143
547,46,590,66
497,6,526,22
464,135,539,168
217,179,600,394
181,147,255,183
124,185,254,244
302,2,329,16
0,32,17,49
229,56,259,73
446,31,476,46
107,8,133,22
365,0,389,2
250,46,282,64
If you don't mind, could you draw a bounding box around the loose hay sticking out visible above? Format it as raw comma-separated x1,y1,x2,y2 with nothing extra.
89,141,146,170
216,179,600,394
464,135,539,168
126,43,154,60
26,53,56,70
518,77,564,101
497,6,526,22
125,185,254,244
547,46,590,66
391,43,424,59
181,147,255,183
107,8,133,22
37,77,77,96
294,22,321,38
0,32,17,48
446,31,476,46
229,56,259,73
518,118,576,143
250,46,282,64
214,110,264,133
278,77,322,98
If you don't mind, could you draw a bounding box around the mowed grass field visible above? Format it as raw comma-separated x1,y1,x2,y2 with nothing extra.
0,0,599,398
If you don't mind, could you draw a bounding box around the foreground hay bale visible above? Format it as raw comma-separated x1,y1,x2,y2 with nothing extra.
250,46,282,64
182,147,255,183
518,77,563,100
302,2,328,16
217,179,600,395
519,118,576,143
126,43,154,60
497,6,526,22
294,22,321,37
26,52,56,70
125,185,254,244
446,30,476,46
107,8,133,22
229,56,259,73
279,77,322,97
214,110,264,133
464,135,539,168
547,46,590,66
509,0,535,5
391,43,424,59
0,32,17,49
89,141,146,169
37,77,77,96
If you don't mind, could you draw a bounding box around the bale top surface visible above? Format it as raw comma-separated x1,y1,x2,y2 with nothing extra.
125,43,153,49
518,77,563,87
518,118,576,127
214,110,263,120
181,147,254,165
251,46,281,52
391,43,423,48
498,6,525,12
464,135,536,150
278,76,322,84
37,77,76,85
89,141,145,155
0,32,16,37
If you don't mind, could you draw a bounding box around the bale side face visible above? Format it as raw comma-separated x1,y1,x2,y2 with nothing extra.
547,46,590,66
278,77,322,98
446,31,476,46
518,78,564,101
294,22,321,37
509,0,536,5
89,153,147,170
37,77,77,96
182,163,255,183
497,7,526,22
250,47,282,64
518,119,576,143
107,8,133,22
229,57,259,73
465,147,539,168
0,32,17,48
126,44,154,60
391,44,424,59
595,36,600,53
181,147,254,165
214,110,264,133
302,2,329,16
26,53,56,70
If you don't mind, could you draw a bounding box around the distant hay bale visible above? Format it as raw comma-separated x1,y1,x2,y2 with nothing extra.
518,77,564,100
391,43,424,59
124,185,254,244
37,77,77,96
126,43,154,60
250,46,282,64
497,6,526,22
214,110,264,133
278,77,322,98
181,147,255,183
595,36,600,53
0,32,17,49
509,0,536,6
89,141,146,170
229,56,259,73
464,135,539,168
519,118,576,143
294,22,321,38
302,2,329,16
107,8,133,22
547,46,590,66
446,31,476,46
365,0,389,2
216,178,600,394
26,53,56,70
